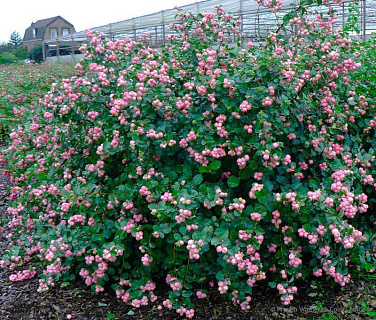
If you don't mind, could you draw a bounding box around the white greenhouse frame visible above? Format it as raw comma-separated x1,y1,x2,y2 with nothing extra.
42,0,376,62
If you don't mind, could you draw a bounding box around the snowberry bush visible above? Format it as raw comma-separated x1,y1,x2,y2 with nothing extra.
1,0,376,317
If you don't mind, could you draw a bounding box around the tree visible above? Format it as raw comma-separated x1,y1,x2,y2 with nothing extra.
14,47,27,59
0,42,10,54
28,45,43,62
0,52,16,64
8,31,22,49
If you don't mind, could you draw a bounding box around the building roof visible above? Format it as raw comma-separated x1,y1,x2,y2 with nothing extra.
23,16,74,42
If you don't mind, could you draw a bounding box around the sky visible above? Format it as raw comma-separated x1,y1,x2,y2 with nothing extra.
0,0,197,43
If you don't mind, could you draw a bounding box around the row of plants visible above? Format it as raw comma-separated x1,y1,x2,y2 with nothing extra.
0,0,375,318
0,49,26,65
0,63,75,137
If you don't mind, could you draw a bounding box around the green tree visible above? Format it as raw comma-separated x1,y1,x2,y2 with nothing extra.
0,42,10,54
8,31,22,49
0,52,16,64
28,45,43,62
14,47,27,59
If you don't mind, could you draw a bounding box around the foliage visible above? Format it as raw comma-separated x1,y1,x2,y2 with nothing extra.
0,42,10,54
0,32,28,64
8,31,22,49
0,0,375,318
14,47,28,60
0,52,17,64
28,45,43,63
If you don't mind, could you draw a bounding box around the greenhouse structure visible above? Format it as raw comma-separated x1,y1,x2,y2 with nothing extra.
42,0,376,63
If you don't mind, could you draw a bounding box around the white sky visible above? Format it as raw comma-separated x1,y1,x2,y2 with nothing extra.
0,0,197,43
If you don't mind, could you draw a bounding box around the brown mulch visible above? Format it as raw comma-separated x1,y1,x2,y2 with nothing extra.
0,168,375,320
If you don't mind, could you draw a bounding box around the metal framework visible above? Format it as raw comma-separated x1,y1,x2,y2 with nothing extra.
43,0,376,61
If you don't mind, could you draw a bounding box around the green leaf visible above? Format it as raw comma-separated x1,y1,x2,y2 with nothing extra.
276,175,286,184
103,229,111,239
193,174,203,185
98,302,108,307
168,170,178,180
60,282,70,287
216,227,229,239
37,172,46,180
248,161,258,169
61,189,69,197
227,176,240,188
361,263,374,271
73,185,84,195
182,290,192,297
208,160,221,171
216,271,225,281
199,166,209,173
106,220,114,229
263,179,273,192
179,226,187,235
87,183,96,193
182,164,192,179
308,179,319,190
103,141,111,153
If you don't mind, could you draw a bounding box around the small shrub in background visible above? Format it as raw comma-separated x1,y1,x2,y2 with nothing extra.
0,0,375,318
14,47,28,60
28,45,43,63
0,52,17,64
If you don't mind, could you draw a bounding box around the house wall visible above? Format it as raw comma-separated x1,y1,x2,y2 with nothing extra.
44,18,75,40
23,40,42,52
45,53,84,64
23,17,76,52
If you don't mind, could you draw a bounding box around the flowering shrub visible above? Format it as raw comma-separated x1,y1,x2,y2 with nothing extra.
1,0,376,317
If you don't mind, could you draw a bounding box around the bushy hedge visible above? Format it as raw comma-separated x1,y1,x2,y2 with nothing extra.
14,47,28,60
0,52,17,64
0,48,28,65
1,0,375,317
28,45,43,63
